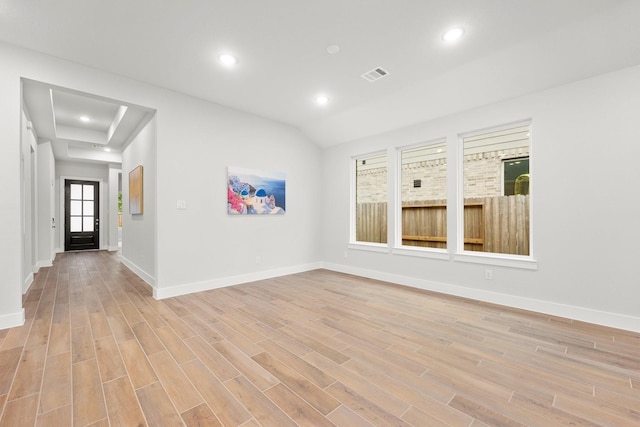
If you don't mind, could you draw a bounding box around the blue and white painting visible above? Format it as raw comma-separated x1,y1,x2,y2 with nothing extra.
228,167,286,215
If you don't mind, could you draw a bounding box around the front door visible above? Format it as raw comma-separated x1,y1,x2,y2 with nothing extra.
65,179,99,251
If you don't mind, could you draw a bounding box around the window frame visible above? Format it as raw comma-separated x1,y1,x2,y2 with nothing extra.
349,150,390,252
455,120,537,269
347,121,537,270
392,138,449,259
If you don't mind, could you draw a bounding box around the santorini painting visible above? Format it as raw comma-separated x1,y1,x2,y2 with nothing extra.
228,167,286,215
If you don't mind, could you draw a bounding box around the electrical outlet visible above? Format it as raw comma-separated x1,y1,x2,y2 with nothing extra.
485,269,493,280
255,256,261,265
344,251,348,258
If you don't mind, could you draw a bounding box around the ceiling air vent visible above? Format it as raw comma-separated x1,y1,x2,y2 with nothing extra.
361,67,389,82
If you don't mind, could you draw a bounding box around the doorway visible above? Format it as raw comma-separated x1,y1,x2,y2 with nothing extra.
64,179,99,251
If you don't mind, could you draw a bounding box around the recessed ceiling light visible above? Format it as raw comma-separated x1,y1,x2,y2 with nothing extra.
79,115,91,123
103,147,111,152
218,54,237,66
326,45,340,54
442,27,464,42
316,95,329,106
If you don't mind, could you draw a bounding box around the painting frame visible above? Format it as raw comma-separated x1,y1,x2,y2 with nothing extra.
129,165,144,215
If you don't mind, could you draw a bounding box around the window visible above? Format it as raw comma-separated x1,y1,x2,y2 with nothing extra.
503,157,529,196
399,141,447,249
354,153,387,244
462,123,531,256
69,183,95,232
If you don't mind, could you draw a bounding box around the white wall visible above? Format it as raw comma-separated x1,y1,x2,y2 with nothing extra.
36,141,55,268
1,40,322,328
121,117,156,285
0,44,23,329
321,65,640,331
154,95,323,298
20,109,37,292
55,161,110,252
108,166,121,251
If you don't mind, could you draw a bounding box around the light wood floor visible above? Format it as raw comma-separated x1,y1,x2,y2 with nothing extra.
0,251,638,426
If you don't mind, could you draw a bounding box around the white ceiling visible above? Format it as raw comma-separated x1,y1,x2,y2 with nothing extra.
22,79,155,164
3,0,640,148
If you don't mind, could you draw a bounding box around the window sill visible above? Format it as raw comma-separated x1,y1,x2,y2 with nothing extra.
347,243,537,270
347,242,390,254
392,247,450,260
454,252,538,270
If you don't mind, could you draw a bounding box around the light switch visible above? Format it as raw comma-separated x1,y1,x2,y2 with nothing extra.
177,200,187,210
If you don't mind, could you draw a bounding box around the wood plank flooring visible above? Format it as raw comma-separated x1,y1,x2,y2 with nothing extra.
0,251,638,426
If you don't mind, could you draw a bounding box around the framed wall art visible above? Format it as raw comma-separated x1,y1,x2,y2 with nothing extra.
227,166,286,215
129,165,144,215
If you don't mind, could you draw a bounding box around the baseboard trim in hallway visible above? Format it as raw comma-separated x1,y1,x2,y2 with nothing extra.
120,255,156,288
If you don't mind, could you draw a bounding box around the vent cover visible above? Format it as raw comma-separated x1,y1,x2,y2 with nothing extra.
361,67,389,82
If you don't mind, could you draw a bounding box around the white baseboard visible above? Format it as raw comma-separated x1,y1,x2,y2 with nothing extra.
322,262,640,333
153,262,323,300
108,246,120,252
36,259,53,269
120,256,156,287
0,309,25,330
23,273,34,294
113,255,639,333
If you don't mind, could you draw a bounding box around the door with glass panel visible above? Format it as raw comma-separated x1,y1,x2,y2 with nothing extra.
65,180,99,251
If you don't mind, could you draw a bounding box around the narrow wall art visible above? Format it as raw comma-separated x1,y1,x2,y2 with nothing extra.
129,165,144,215
228,167,286,215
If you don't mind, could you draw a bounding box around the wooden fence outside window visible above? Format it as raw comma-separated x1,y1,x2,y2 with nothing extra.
356,195,530,255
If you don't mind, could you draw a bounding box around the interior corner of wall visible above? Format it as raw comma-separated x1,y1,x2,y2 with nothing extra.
0,308,25,330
